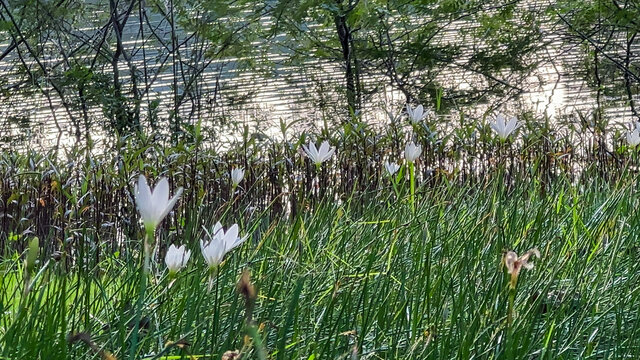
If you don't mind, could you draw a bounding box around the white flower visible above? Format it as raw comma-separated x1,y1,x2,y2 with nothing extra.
406,104,427,124
404,142,422,163
490,114,520,140
302,140,335,166
165,244,191,274
200,222,247,269
626,128,640,147
384,161,400,176
135,175,183,234
230,167,245,187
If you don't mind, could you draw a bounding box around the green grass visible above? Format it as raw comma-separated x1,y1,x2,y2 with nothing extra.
2,173,640,359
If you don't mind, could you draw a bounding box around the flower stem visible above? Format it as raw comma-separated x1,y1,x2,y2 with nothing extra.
130,232,152,359
211,269,221,351
409,162,415,214
144,242,151,274
230,184,237,204
507,286,515,328
207,267,218,292
505,286,516,356
143,228,154,274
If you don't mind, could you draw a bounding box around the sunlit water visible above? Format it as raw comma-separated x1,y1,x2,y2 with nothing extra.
0,0,637,152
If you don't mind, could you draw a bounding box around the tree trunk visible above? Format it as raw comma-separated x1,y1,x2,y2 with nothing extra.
335,9,357,115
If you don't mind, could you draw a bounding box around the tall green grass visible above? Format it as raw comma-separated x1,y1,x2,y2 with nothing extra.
2,170,639,359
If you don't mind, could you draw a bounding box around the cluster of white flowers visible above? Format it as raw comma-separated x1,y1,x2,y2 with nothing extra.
407,104,640,147
136,106,636,276
135,175,248,276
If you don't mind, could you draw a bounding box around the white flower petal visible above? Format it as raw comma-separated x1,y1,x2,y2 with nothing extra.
151,178,170,221
157,187,183,226
406,104,413,118
229,234,249,251
319,141,330,155
184,248,191,265
136,175,153,224
224,224,239,250
212,222,224,237
415,105,423,120
323,146,335,162
165,243,190,273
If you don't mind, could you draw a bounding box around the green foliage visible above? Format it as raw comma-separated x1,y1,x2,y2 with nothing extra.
1,0,637,147
552,0,640,115
2,170,640,358
267,0,545,114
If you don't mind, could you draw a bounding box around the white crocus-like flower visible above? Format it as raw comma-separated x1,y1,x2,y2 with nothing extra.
165,244,191,274
626,128,640,147
406,104,427,124
135,175,183,234
384,161,400,176
302,140,335,166
490,114,520,140
404,142,422,163
230,167,245,187
200,222,247,269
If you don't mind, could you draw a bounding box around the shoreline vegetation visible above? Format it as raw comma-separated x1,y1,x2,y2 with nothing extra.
1,0,639,357
2,111,640,358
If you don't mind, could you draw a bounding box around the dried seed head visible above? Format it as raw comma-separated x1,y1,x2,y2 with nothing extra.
67,332,93,347
503,251,518,274
101,351,117,360
222,350,241,360
237,269,256,302
237,268,257,324
503,248,540,289
165,338,191,349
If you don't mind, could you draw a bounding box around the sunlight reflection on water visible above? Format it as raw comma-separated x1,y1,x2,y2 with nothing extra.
0,0,637,153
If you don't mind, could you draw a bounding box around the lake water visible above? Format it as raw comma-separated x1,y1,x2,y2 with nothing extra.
0,0,637,151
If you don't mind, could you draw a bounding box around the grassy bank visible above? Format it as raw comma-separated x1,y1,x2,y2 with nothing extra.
2,168,639,358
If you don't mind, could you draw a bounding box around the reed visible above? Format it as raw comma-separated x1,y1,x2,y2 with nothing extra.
1,113,640,358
